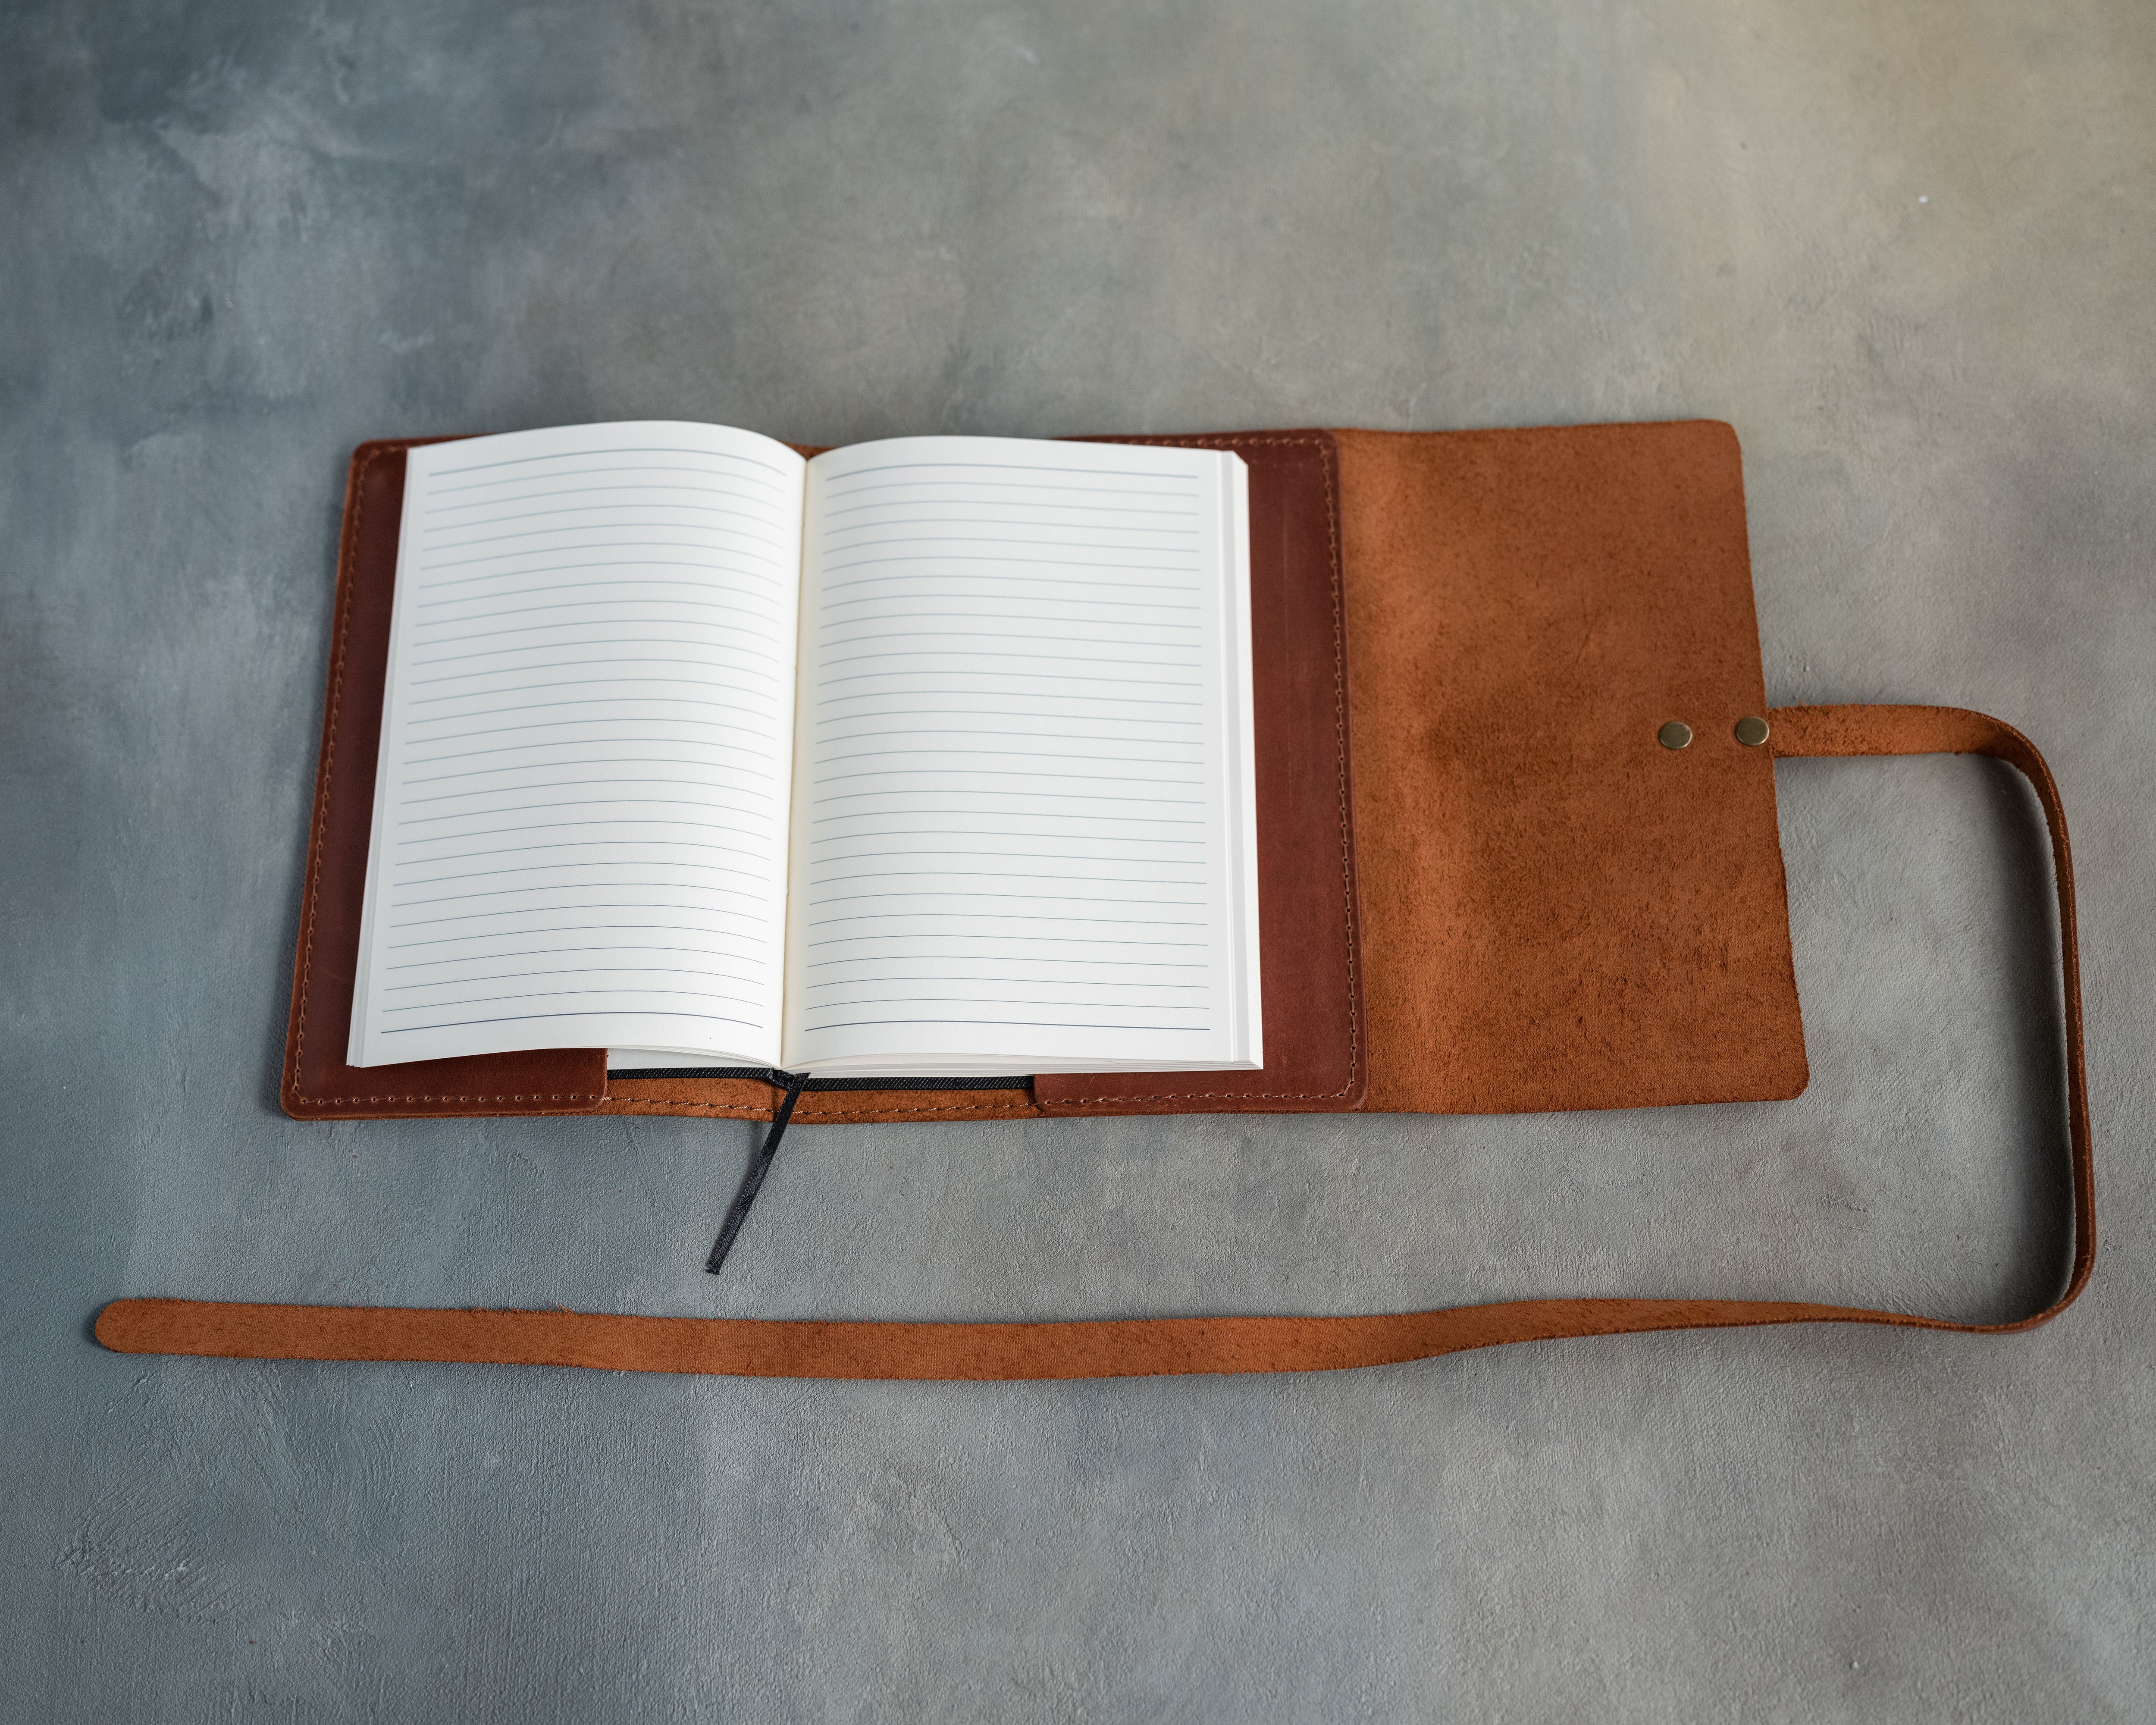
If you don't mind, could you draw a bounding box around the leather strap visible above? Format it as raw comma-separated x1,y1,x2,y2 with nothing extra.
97,705,2093,1380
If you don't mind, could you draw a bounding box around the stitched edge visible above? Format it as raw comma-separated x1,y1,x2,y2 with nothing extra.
296,1095,610,1110
290,439,604,1110
600,1085,1042,1122
602,1100,1044,1121
1047,433,1362,1107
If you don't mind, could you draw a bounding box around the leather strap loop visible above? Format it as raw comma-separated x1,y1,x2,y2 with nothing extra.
97,704,2092,1379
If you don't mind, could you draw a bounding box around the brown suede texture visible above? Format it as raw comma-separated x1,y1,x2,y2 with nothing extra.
1336,422,1809,1113
82,1294,1991,1381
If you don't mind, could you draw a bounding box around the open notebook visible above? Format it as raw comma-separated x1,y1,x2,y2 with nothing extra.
346,421,1262,1079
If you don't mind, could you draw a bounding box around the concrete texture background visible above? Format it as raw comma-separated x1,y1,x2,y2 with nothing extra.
3,1,2151,1718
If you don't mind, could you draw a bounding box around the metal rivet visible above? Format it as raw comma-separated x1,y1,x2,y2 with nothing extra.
1658,720,1693,750
1734,715,1771,747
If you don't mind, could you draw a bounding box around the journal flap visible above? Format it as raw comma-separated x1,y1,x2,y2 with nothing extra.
1336,421,1808,1113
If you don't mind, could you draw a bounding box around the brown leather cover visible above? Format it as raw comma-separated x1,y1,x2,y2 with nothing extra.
285,431,1365,1122
114,699,2094,1377
1332,423,1806,1112
285,419,1808,1121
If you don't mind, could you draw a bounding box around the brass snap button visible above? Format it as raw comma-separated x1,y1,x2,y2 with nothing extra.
1657,720,1693,750
1734,715,1771,747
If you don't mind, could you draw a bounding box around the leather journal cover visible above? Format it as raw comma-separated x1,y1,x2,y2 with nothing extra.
103,421,2091,1377
284,420,1808,1123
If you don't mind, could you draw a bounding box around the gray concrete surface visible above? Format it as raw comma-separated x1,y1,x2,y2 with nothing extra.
4,2,2152,1719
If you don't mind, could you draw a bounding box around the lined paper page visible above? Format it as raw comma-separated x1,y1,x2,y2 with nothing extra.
780,436,1259,1076
348,422,805,1067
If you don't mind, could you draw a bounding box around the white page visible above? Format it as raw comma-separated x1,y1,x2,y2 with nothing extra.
780,437,1260,1076
348,422,804,1067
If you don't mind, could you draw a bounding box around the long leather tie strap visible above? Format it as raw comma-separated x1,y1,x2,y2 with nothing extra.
98,705,2092,1380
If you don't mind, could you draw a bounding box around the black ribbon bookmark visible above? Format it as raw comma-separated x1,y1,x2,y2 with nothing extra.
703,1069,809,1276
652,1070,1029,1276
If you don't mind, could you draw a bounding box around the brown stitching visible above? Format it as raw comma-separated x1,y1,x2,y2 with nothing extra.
797,1111,1036,1122
306,1097,605,1105
299,1094,605,1107
289,443,385,1104
1050,434,1361,1106
606,1102,1043,1120
602,1085,1040,1121
305,1095,607,1105
291,440,603,1110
